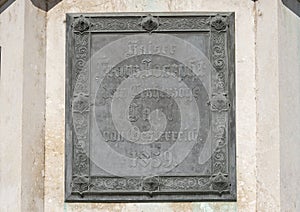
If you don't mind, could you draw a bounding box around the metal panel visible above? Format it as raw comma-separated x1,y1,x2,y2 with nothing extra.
0,0,8,7
65,12,236,202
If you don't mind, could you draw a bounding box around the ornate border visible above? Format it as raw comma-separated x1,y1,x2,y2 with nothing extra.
66,13,236,202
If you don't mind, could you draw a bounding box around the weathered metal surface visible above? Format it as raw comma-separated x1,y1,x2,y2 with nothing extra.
282,0,300,17
0,0,8,7
65,12,236,202
30,0,62,11
0,0,15,14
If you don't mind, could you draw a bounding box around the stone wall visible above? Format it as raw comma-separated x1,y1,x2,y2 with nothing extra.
45,1,255,211
0,0,46,211
0,1,24,211
279,2,300,211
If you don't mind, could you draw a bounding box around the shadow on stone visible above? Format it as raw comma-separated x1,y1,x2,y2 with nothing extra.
30,0,62,12
282,0,300,17
0,0,16,14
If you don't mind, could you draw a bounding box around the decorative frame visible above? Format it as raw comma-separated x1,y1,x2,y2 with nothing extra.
65,12,236,202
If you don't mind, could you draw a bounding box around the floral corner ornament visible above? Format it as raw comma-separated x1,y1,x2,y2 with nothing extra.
71,175,90,197
73,15,90,33
211,15,228,31
211,172,230,194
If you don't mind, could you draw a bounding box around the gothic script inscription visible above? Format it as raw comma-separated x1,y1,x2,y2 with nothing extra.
66,13,236,202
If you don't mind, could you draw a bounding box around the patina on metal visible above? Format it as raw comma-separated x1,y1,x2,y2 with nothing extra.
30,0,62,11
282,0,300,17
0,0,15,14
65,12,236,202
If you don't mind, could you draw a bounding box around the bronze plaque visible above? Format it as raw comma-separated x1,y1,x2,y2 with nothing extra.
65,12,236,202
